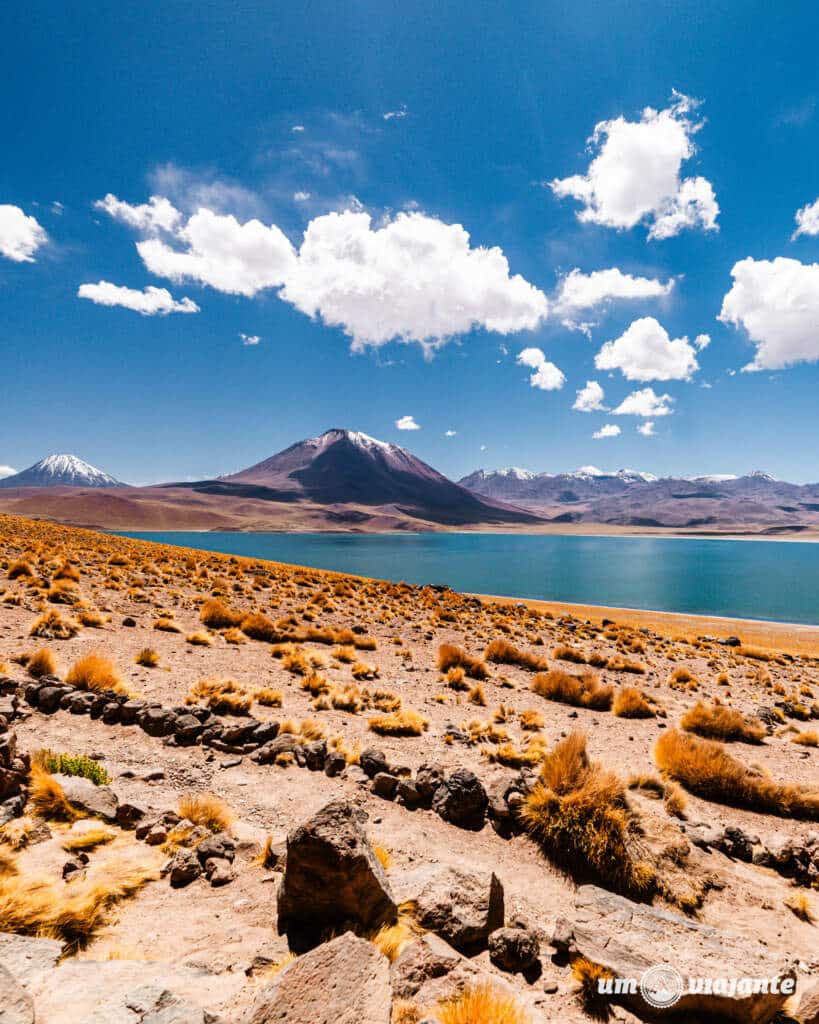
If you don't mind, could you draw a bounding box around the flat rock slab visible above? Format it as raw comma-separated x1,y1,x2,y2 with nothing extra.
569,885,795,1023
54,773,119,822
246,932,391,1024
0,933,62,988
0,963,34,1024
29,959,243,1024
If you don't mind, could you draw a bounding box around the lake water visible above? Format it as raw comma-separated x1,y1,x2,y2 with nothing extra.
118,532,819,625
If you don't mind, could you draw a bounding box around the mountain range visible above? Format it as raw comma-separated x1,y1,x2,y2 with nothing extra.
0,434,817,536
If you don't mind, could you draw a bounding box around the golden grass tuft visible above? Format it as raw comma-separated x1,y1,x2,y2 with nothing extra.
436,643,488,680
784,891,815,923
373,843,392,871
177,792,234,833
532,669,613,711
255,687,283,707
61,825,117,852
8,558,35,579
655,729,819,820
520,731,656,898
28,765,79,821
186,677,252,716
519,708,544,731
552,644,586,664
612,686,655,719
0,855,158,947
135,647,159,668
239,611,280,641
681,700,765,743
792,730,819,747
26,647,57,679
29,608,80,639
152,617,181,633
186,630,212,646
435,983,531,1024
484,638,547,671
66,652,126,695
368,709,428,737
199,598,245,630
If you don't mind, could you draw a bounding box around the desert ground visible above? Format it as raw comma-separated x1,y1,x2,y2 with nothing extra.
0,513,817,1023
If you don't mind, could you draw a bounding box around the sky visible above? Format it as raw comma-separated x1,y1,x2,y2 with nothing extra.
3,1,819,484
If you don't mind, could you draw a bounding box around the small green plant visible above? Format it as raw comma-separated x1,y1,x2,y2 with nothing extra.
38,750,111,786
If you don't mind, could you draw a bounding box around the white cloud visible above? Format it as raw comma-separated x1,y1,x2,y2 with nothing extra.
0,465,17,479
595,317,700,381
444,429,457,437
573,380,606,412
613,387,674,417
138,208,296,297
396,415,420,430
516,347,566,391
293,191,311,202
291,125,305,133
793,198,819,238
383,105,408,121
718,257,819,371
94,193,182,234
280,211,548,353
0,205,48,262
550,92,718,239
240,332,260,345
593,424,621,439
637,421,656,436
554,267,673,317
77,281,199,315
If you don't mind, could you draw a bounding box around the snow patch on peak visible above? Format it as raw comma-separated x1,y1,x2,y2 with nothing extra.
497,466,535,480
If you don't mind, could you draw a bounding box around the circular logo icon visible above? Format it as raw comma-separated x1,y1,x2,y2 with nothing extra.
640,965,684,1009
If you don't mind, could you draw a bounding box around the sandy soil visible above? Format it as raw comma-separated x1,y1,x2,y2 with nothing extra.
1,514,817,1022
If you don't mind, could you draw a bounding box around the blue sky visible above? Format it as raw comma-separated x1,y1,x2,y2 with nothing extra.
3,1,819,484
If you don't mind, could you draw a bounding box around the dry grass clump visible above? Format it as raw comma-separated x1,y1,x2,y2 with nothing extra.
28,765,80,821
186,677,252,716
186,630,213,646
239,611,279,641
435,983,531,1024
177,792,234,833
520,732,656,898
255,687,283,707
61,825,117,852
0,853,158,947
223,627,247,645
484,736,548,768
519,708,544,731
792,730,819,747
135,647,159,668
200,598,244,630
77,609,107,628
606,655,647,674
612,686,655,718
784,892,815,923
437,643,488,680
532,670,613,711
571,956,615,1017
66,653,126,694
484,638,547,671
370,916,419,963
48,579,81,605
368,709,428,737
152,617,181,633
29,608,80,639
373,843,392,871
26,647,57,679
8,558,35,579
655,729,819,820
351,660,379,680
553,644,587,664
680,700,765,744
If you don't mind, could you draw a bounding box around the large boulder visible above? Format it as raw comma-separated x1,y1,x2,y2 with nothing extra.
563,885,796,1023
52,774,118,822
0,934,62,987
391,865,504,953
246,932,391,1024
488,925,539,973
431,769,487,831
276,800,397,949
391,933,470,1001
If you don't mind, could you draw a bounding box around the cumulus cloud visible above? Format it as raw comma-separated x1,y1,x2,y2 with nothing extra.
280,211,548,353
637,421,656,436
573,380,606,412
395,415,420,430
595,317,701,381
77,281,199,315
593,424,621,439
94,193,182,234
138,208,296,297
718,257,819,371
383,104,408,121
550,92,718,240
0,465,17,479
293,191,311,202
554,267,673,316
0,205,48,262
240,332,260,345
613,387,674,417
444,429,457,437
793,198,819,238
516,347,566,391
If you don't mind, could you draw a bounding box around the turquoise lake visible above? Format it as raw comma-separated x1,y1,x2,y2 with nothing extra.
118,532,819,626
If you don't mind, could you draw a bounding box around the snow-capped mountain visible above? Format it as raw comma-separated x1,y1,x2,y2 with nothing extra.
214,428,538,526
0,454,126,489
